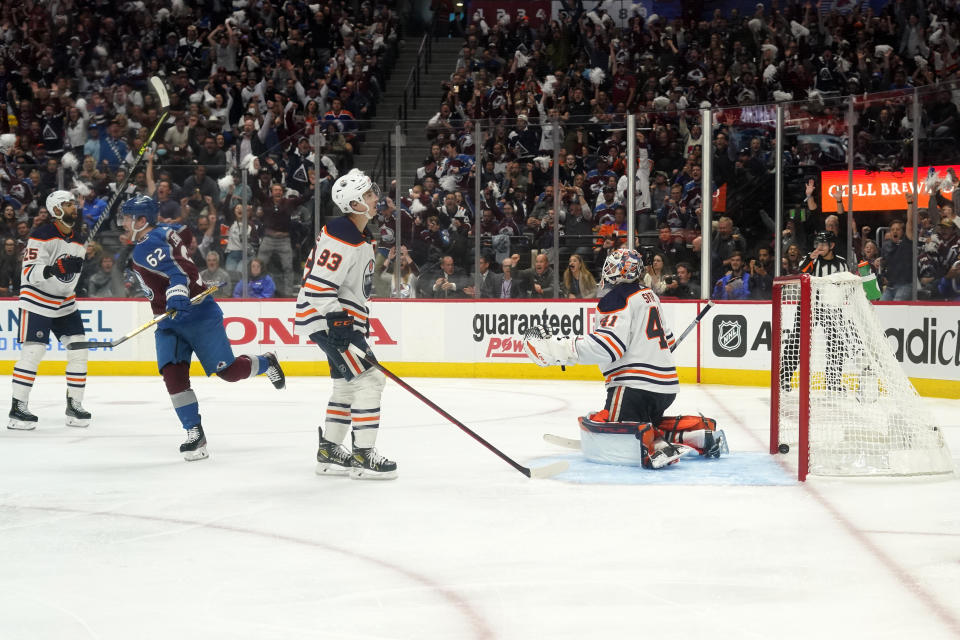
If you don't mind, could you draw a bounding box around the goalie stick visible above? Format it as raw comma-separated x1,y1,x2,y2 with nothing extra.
542,301,717,447
86,76,171,246
670,300,715,353
543,434,580,450
346,344,569,479
66,285,218,350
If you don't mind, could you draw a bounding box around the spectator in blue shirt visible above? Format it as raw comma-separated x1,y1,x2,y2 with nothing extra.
233,258,276,298
81,191,109,229
83,125,101,163
712,252,751,300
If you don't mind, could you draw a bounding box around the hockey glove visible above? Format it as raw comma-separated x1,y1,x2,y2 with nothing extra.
43,256,84,279
523,335,578,367
325,311,354,352
165,285,193,319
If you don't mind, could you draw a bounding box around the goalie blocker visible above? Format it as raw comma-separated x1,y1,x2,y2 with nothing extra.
579,413,728,469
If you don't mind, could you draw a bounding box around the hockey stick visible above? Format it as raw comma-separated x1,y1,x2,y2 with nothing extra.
670,300,715,353
66,285,218,350
346,344,569,479
543,433,580,450
86,76,171,246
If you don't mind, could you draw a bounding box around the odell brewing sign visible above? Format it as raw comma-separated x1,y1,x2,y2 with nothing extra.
820,165,960,213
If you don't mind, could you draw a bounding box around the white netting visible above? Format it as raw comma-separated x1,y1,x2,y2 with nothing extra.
775,272,954,477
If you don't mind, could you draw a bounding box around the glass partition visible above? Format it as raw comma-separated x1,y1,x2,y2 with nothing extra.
916,82,960,301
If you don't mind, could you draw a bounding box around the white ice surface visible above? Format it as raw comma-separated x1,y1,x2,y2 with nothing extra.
1,376,958,640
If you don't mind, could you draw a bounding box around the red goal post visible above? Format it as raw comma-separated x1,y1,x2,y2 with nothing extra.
770,273,953,482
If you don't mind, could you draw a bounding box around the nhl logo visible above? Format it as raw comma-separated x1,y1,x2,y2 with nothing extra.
718,321,742,352
712,315,747,358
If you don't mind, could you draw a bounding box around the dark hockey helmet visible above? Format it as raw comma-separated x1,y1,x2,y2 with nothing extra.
120,194,159,226
814,230,837,246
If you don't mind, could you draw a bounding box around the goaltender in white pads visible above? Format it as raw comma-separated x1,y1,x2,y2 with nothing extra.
524,248,727,469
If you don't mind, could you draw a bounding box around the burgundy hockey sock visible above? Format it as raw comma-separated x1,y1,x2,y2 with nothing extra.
217,356,253,382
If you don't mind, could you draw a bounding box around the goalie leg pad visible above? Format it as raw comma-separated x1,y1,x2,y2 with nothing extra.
578,415,650,466
653,415,727,456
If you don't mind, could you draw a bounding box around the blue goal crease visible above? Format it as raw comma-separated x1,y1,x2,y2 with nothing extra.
529,452,797,486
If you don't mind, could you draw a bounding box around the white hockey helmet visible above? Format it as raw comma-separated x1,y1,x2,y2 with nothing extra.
331,168,381,217
46,190,77,227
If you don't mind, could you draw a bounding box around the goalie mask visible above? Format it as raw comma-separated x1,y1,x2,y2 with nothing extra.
46,190,78,228
602,248,643,285
332,168,381,218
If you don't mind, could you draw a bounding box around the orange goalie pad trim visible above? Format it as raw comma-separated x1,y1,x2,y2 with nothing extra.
656,415,717,435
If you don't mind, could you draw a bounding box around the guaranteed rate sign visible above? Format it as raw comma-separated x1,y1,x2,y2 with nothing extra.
819,165,960,213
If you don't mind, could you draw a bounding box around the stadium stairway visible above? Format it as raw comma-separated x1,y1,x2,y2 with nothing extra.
352,37,463,191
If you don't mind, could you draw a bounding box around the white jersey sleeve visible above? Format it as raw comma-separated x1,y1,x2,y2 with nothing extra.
294,216,375,338
574,283,679,393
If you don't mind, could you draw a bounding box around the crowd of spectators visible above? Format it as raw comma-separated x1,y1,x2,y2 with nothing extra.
366,0,960,300
1,0,959,302
0,0,400,298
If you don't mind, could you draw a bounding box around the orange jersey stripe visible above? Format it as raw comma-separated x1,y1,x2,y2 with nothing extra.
296,308,319,318
344,309,368,321
606,369,678,381
596,332,624,357
344,350,360,370
303,282,335,292
20,289,66,306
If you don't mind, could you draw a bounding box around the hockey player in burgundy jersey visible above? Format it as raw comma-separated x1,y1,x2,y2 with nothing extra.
119,195,286,461
524,248,727,469
9,191,91,430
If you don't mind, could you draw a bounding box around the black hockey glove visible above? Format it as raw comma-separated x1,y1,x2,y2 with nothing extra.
43,256,84,279
325,311,354,352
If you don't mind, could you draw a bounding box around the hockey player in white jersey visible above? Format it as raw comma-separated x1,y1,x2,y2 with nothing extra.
524,248,727,468
295,169,397,479
9,190,91,430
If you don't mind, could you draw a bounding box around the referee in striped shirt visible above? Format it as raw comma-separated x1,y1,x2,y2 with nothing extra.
798,231,848,276
780,231,851,391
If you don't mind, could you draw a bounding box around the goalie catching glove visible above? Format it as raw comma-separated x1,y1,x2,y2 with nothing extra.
523,326,578,367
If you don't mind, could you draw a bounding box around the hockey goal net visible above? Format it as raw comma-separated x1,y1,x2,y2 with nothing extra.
771,272,954,481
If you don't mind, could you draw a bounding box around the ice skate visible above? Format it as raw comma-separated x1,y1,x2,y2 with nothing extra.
316,428,353,476
702,429,729,458
8,399,38,430
180,424,208,461
264,352,285,389
65,396,91,428
647,443,696,469
350,447,397,480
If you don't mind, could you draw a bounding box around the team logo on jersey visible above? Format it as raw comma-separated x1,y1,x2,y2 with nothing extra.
133,270,153,300
362,259,375,299
52,253,80,283
713,315,746,358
